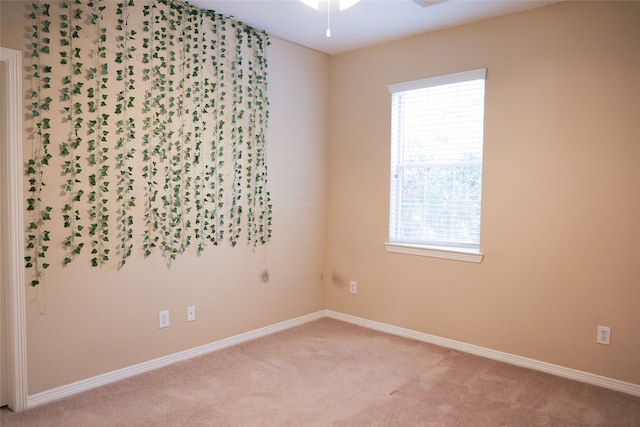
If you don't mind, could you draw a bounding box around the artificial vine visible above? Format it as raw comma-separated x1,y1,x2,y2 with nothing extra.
254,34,272,246
115,0,137,267
25,0,272,285
229,23,244,248
246,29,271,247
141,2,158,257
60,0,85,266
208,10,227,247
26,1,53,286
189,10,207,253
86,0,110,267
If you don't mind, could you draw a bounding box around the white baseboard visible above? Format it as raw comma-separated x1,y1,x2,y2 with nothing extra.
27,311,325,408
27,308,639,408
325,310,640,398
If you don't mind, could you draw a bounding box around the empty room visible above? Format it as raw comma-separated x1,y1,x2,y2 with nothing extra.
1,0,639,425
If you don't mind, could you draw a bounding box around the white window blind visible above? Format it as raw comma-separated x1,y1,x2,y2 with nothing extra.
388,69,486,252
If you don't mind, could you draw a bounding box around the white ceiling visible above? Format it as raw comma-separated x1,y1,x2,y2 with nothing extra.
189,0,561,55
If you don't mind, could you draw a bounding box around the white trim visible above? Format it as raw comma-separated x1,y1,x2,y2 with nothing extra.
27,311,325,408
384,242,484,263
388,67,486,93
325,310,640,398
26,309,640,407
0,47,28,412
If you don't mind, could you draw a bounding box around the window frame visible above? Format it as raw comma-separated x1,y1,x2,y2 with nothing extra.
385,68,487,263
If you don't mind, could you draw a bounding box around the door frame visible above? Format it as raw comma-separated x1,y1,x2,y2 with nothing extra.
1,47,28,412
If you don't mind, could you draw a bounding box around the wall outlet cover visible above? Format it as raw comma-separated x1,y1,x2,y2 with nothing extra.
187,306,196,322
159,310,170,328
597,325,611,346
349,281,357,294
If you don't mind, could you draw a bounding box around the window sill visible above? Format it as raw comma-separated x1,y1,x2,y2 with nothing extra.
384,242,484,263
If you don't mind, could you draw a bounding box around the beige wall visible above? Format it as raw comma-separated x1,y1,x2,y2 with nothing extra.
326,1,640,385
2,0,639,397
1,1,329,394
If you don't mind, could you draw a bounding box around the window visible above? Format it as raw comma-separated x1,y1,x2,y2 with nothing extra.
386,69,486,262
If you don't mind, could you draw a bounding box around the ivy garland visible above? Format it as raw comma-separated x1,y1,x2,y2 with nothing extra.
229,23,243,248
247,29,272,247
26,1,54,287
115,0,137,267
209,11,227,247
25,0,271,285
189,10,206,254
87,0,111,267
141,2,158,257
60,0,85,266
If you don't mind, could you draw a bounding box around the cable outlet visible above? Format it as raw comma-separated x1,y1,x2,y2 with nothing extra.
597,325,611,345
187,306,196,322
349,280,357,294
159,310,170,329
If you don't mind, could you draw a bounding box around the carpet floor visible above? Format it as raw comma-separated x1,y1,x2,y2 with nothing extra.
1,318,639,426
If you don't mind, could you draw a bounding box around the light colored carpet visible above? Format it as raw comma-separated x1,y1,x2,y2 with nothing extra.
2,318,639,426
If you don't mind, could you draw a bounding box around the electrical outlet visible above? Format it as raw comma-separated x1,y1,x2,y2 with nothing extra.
349,281,357,294
597,325,611,346
187,306,196,322
159,310,170,329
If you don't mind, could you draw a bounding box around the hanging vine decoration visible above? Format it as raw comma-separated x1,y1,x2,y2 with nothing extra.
86,0,110,267
229,23,244,248
245,28,256,246
155,4,176,259
255,34,272,246
208,10,227,247
202,10,224,247
149,0,168,257
164,2,188,259
25,1,53,287
141,2,157,257
178,5,193,256
189,9,206,253
115,0,137,267
60,0,85,265
25,0,272,285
